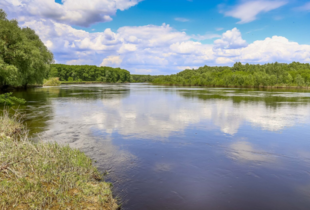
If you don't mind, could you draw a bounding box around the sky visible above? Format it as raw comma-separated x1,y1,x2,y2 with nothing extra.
1,0,310,75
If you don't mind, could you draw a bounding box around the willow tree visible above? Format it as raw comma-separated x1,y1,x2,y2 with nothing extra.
0,9,53,89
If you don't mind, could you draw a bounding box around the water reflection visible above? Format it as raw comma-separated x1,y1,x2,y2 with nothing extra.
178,88,310,134
229,141,276,163
3,84,310,210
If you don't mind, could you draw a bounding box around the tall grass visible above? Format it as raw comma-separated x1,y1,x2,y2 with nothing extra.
0,110,119,209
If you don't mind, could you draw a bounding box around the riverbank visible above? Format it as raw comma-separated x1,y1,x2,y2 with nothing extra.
0,111,118,209
151,83,310,90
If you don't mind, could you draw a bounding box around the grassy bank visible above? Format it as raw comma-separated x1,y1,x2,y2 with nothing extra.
0,111,118,209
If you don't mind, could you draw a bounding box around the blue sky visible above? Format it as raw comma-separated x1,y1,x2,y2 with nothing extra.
1,0,310,74
87,0,310,44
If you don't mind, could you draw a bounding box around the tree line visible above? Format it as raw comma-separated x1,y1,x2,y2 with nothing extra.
152,62,310,88
0,9,53,89
130,74,163,83
50,64,131,83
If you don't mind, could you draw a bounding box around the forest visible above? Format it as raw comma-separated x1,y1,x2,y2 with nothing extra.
50,64,131,83
152,62,310,88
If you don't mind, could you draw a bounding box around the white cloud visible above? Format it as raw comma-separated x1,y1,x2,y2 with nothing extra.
174,17,190,22
216,57,234,64
45,40,53,48
223,1,287,24
214,27,247,49
231,36,310,63
191,33,221,41
216,27,224,31
0,0,142,27
21,21,310,73
118,43,137,53
100,56,122,66
170,41,203,54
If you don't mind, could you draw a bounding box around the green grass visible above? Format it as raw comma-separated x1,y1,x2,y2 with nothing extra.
0,110,119,210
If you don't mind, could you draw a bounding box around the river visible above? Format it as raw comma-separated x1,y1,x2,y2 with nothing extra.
7,83,310,210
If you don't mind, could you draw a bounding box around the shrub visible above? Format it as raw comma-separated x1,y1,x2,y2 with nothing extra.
0,92,26,105
43,78,61,86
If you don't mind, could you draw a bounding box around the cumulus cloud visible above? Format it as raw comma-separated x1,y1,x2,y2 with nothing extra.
18,19,310,73
191,33,221,41
170,41,203,54
214,27,247,49
223,1,287,24
100,56,122,67
218,35,310,64
0,0,142,27
216,57,234,64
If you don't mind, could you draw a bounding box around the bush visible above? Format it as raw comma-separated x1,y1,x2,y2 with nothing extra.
68,77,73,82
43,78,61,86
0,92,26,105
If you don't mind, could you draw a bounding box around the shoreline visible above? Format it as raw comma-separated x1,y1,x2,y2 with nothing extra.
150,83,310,90
0,110,119,209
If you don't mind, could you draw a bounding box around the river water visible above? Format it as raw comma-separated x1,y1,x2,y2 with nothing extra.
7,84,310,210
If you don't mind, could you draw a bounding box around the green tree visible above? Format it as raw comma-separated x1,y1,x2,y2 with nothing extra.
0,9,53,89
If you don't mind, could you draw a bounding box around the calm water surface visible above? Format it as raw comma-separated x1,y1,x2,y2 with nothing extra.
7,84,310,210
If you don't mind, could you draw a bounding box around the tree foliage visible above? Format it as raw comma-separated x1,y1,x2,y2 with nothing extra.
0,9,54,88
50,64,131,83
152,62,310,87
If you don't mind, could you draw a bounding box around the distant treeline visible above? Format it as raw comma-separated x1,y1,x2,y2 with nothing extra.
152,62,310,88
131,74,162,83
50,64,131,83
